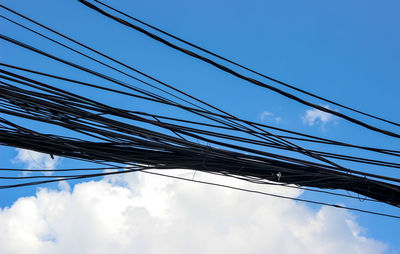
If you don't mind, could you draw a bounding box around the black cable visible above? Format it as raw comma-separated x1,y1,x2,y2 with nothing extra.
3,62,399,158
78,0,400,138
0,27,343,170
1,72,399,184
1,4,400,212
92,0,400,129
0,5,357,170
0,164,396,218
141,170,400,219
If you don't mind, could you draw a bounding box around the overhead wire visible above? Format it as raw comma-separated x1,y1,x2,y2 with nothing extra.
1,67,400,182
91,0,400,129
78,0,400,138
0,6,352,170
2,62,399,158
1,78,400,206
1,3,400,217
0,164,396,218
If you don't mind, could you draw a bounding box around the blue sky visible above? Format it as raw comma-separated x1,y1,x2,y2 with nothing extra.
1,0,399,253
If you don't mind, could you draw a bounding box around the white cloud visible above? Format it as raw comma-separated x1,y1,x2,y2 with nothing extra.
260,111,282,123
0,170,387,254
12,149,61,175
302,105,337,128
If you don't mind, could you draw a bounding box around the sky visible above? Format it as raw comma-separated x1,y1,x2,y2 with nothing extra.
0,0,400,253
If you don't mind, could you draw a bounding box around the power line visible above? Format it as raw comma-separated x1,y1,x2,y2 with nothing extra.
1,79,394,205
1,2,400,218
3,61,399,158
78,0,400,138
92,0,400,130
141,170,400,220
0,10,345,171
0,165,396,218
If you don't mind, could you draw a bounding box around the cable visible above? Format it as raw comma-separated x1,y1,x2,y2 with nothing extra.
78,0,400,138
3,61,399,159
1,3,400,214
0,11,347,171
0,165,395,218
141,170,400,219
92,0,400,129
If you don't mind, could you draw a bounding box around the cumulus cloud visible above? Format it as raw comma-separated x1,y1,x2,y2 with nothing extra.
13,149,60,172
302,105,337,128
0,170,387,254
260,111,282,123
